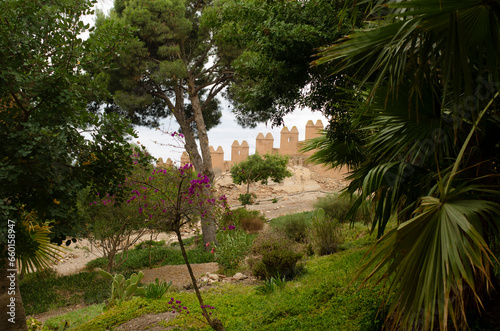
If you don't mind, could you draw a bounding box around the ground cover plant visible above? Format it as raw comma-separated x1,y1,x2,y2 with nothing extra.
42,304,105,331
20,270,114,315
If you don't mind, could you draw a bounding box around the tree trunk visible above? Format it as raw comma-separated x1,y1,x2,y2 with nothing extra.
188,77,217,248
175,230,225,331
169,81,217,249
0,254,28,331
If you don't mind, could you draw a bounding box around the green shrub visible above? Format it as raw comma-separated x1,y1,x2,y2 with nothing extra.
251,230,302,279
270,211,312,243
240,216,265,233
139,278,172,299
314,193,371,224
238,193,256,205
215,228,255,272
256,273,286,295
310,208,342,256
221,207,266,233
26,317,43,331
253,249,302,280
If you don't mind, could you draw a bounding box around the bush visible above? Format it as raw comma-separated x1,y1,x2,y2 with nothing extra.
221,207,265,233
309,209,342,256
314,193,371,224
238,193,256,205
139,278,172,299
270,212,312,243
215,228,255,272
253,249,302,280
250,230,302,279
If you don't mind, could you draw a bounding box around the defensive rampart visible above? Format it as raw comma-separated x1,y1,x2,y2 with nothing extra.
156,120,348,179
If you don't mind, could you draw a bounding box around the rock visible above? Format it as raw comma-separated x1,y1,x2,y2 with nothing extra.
208,273,219,281
233,272,247,280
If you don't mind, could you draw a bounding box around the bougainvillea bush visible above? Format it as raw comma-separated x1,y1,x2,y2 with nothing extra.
127,163,229,233
127,163,229,331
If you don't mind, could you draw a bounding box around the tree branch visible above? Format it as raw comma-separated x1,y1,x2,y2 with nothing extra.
195,73,232,95
202,80,231,111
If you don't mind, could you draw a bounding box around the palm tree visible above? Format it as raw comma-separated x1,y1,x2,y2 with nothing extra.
307,0,500,329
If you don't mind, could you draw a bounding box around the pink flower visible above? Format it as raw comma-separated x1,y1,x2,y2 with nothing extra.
205,242,210,247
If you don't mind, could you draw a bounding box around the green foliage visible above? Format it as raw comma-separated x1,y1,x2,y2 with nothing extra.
215,229,254,272
231,153,292,198
251,230,302,280
134,240,166,250
220,207,265,230
255,273,286,295
20,270,112,315
99,270,144,303
313,193,371,224
139,278,172,300
253,248,302,281
270,212,312,243
309,209,342,256
314,0,500,329
238,193,256,206
0,0,148,247
207,0,367,127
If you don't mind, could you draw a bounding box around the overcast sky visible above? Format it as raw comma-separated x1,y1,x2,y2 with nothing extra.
85,1,328,164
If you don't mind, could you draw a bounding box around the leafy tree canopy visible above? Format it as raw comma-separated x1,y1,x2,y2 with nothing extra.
206,0,369,127
230,153,292,196
0,0,149,247
90,0,244,246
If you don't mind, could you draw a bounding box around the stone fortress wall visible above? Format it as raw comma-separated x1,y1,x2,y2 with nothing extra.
157,119,348,179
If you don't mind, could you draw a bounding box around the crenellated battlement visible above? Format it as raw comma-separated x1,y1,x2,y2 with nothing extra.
156,119,347,179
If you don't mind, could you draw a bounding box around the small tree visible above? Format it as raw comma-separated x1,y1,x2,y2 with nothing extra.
230,153,292,205
81,190,148,272
130,164,229,331
80,148,154,272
